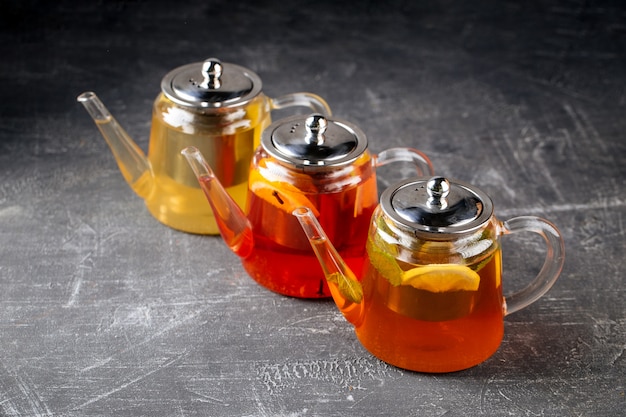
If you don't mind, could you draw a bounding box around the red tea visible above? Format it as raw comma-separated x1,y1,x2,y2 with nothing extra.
240,157,379,298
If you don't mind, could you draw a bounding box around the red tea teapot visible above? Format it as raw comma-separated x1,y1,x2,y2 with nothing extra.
181,113,434,298
77,58,330,234
294,176,565,372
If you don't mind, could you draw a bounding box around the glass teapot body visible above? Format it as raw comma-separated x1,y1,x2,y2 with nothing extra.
78,58,331,235
359,206,504,372
240,148,379,298
235,113,433,298
296,175,564,372
144,92,270,235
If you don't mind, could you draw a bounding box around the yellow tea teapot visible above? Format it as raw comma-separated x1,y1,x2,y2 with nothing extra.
294,176,565,372
181,114,434,298
77,58,330,234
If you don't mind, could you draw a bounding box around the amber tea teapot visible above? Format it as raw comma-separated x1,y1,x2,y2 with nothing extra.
77,58,331,234
181,113,434,298
295,176,565,373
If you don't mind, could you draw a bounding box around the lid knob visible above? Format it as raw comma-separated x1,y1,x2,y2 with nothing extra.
427,176,450,209
305,114,328,145
200,58,223,89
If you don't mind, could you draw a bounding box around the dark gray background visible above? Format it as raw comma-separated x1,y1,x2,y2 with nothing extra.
1,0,624,415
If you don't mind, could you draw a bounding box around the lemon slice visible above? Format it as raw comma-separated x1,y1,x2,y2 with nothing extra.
249,169,319,216
401,264,480,293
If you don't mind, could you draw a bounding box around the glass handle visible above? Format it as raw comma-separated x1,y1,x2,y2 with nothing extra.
502,216,565,315
374,147,435,176
269,93,332,116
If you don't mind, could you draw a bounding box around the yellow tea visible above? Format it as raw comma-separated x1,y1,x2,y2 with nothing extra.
142,95,268,234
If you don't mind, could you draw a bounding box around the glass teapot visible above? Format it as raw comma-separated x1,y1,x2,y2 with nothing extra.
181,113,434,298
295,176,565,372
77,58,331,234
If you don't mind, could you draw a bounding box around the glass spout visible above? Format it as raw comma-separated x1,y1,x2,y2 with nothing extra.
77,92,153,199
181,147,254,257
293,207,364,325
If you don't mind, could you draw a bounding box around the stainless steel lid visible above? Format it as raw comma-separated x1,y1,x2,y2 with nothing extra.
161,58,262,108
261,114,368,169
380,176,494,235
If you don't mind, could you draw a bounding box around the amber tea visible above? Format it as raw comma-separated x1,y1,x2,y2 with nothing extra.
356,240,504,373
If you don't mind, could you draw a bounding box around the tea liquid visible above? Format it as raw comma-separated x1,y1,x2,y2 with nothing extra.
145,174,248,235
356,252,504,373
242,170,378,298
142,95,268,234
